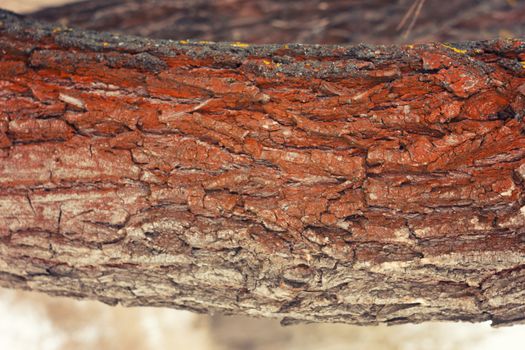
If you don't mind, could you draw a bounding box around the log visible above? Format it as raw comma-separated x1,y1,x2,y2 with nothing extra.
29,0,525,44
1,9,525,326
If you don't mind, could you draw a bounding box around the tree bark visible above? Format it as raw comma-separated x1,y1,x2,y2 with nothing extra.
1,9,525,326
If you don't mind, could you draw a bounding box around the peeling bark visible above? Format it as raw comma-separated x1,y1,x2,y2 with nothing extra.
1,9,525,326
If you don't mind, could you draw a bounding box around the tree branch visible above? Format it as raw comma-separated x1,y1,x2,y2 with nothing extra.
1,9,525,326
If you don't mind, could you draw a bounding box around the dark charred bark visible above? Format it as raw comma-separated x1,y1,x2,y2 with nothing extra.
29,0,525,45
1,9,525,326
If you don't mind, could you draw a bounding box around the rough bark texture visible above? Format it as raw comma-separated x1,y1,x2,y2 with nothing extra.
30,0,525,45
1,9,525,326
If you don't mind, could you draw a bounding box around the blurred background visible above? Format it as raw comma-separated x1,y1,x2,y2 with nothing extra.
6,0,525,44
2,1,525,349
1,287,524,350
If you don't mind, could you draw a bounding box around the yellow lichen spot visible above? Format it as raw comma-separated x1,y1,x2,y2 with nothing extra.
52,27,62,33
263,60,272,65
441,43,467,54
276,63,282,67
407,44,414,49
283,44,289,49
197,40,210,44
231,42,250,48
179,40,189,44
521,61,525,69
102,42,110,47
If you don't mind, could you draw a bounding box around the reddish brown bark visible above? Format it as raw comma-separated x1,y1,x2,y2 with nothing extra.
1,9,525,326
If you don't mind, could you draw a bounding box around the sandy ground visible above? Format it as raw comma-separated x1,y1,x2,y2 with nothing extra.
2,0,75,13
1,1,524,349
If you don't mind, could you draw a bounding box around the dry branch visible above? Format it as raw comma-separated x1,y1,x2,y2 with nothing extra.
1,9,525,326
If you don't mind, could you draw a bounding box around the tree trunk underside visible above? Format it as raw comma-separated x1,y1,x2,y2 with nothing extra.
1,10,525,326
